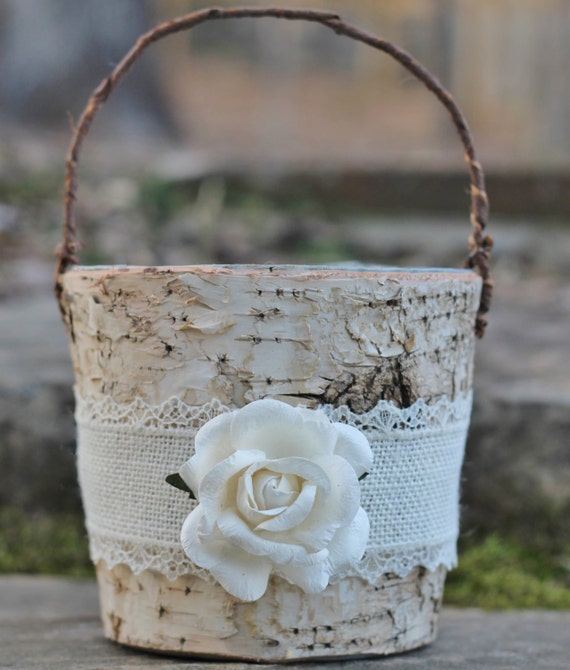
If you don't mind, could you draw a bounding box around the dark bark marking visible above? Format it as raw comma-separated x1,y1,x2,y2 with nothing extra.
109,612,123,639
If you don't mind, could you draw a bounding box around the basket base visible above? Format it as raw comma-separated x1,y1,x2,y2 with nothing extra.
95,561,446,662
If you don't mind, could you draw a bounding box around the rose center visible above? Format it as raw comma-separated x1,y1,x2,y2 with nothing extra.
252,469,300,510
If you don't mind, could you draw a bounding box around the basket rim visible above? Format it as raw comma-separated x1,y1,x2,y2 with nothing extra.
65,263,481,280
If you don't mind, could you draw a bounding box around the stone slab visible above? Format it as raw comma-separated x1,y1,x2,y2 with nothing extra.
1,576,569,669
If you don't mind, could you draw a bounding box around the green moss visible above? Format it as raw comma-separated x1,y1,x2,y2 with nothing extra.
0,507,92,577
445,535,570,610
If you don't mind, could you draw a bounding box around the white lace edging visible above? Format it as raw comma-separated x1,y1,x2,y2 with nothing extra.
75,393,472,436
87,534,458,584
338,540,458,584
76,391,471,585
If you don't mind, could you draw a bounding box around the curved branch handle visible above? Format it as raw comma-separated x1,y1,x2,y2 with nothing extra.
55,7,493,337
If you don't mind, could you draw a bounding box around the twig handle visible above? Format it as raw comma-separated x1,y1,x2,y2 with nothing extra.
55,7,493,337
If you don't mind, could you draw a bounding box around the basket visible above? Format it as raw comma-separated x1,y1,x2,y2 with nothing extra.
55,8,493,663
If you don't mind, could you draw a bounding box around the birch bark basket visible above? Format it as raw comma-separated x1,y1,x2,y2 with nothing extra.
60,265,480,661
54,7,493,663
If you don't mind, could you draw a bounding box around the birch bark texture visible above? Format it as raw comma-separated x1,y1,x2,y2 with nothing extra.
61,266,480,408
60,264,480,661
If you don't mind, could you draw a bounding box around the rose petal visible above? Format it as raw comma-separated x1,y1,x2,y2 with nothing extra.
283,454,361,552
311,454,361,527
250,469,299,510
181,506,214,564
325,506,370,576
279,508,369,592
181,506,272,601
333,423,373,478
278,561,330,594
259,517,338,555
237,474,288,526
179,411,234,493
179,457,201,498
213,553,272,602
217,509,324,567
295,406,331,425
256,457,330,492
199,449,266,520
194,410,234,456
251,469,278,508
258,472,300,509
256,483,317,532
230,399,337,459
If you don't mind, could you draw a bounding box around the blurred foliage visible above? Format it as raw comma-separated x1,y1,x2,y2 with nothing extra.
0,171,62,207
137,176,332,223
445,535,570,610
294,239,349,264
0,507,92,577
138,177,189,223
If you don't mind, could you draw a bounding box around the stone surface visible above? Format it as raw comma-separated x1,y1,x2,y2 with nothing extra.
1,576,569,669
0,296,77,513
462,271,570,550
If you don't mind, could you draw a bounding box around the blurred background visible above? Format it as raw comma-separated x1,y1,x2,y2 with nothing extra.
0,0,569,608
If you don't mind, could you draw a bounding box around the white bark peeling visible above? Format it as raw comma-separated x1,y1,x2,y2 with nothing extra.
61,265,481,411
96,561,446,662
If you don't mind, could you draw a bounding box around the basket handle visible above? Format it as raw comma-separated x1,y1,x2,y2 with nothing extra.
55,7,493,337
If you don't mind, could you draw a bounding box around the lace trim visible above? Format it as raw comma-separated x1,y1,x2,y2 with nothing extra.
322,394,473,436
88,532,215,583
76,391,471,585
75,395,233,433
342,540,457,583
75,393,472,435
88,533,457,584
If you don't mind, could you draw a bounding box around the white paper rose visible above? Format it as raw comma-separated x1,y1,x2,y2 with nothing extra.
177,398,372,602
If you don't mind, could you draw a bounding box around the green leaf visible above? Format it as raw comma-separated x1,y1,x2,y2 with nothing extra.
166,473,196,499
358,472,369,482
